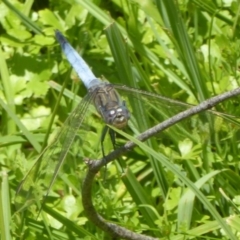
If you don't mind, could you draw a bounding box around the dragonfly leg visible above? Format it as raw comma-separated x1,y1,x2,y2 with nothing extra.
100,126,118,157
101,125,110,183
109,128,124,173
109,128,117,150
100,125,109,159
101,126,124,174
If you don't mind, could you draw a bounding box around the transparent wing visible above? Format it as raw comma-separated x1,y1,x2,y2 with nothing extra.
113,84,240,148
15,92,94,211
115,84,240,119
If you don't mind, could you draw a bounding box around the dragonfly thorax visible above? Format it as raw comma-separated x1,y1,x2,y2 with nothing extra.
91,83,130,129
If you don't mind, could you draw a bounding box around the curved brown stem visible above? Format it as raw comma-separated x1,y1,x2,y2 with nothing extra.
82,159,158,240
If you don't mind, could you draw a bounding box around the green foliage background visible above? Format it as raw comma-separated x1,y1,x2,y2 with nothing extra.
1,0,240,239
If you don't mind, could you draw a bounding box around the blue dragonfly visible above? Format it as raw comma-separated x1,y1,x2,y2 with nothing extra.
16,30,239,210
55,30,131,157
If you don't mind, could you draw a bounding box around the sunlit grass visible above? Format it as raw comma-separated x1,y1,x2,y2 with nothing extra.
1,0,240,239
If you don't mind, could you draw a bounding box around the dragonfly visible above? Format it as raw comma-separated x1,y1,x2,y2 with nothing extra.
15,30,240,211
55,30,131,156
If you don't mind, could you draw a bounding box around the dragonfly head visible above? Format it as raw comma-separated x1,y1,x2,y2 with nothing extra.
108,106,130,129
99,103,130,129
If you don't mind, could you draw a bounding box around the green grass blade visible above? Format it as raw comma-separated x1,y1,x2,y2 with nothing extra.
3,0,42,34
0,44,16,134
0,171,11,240
0,98,41,153
156,0,208,101
106,23,169,199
